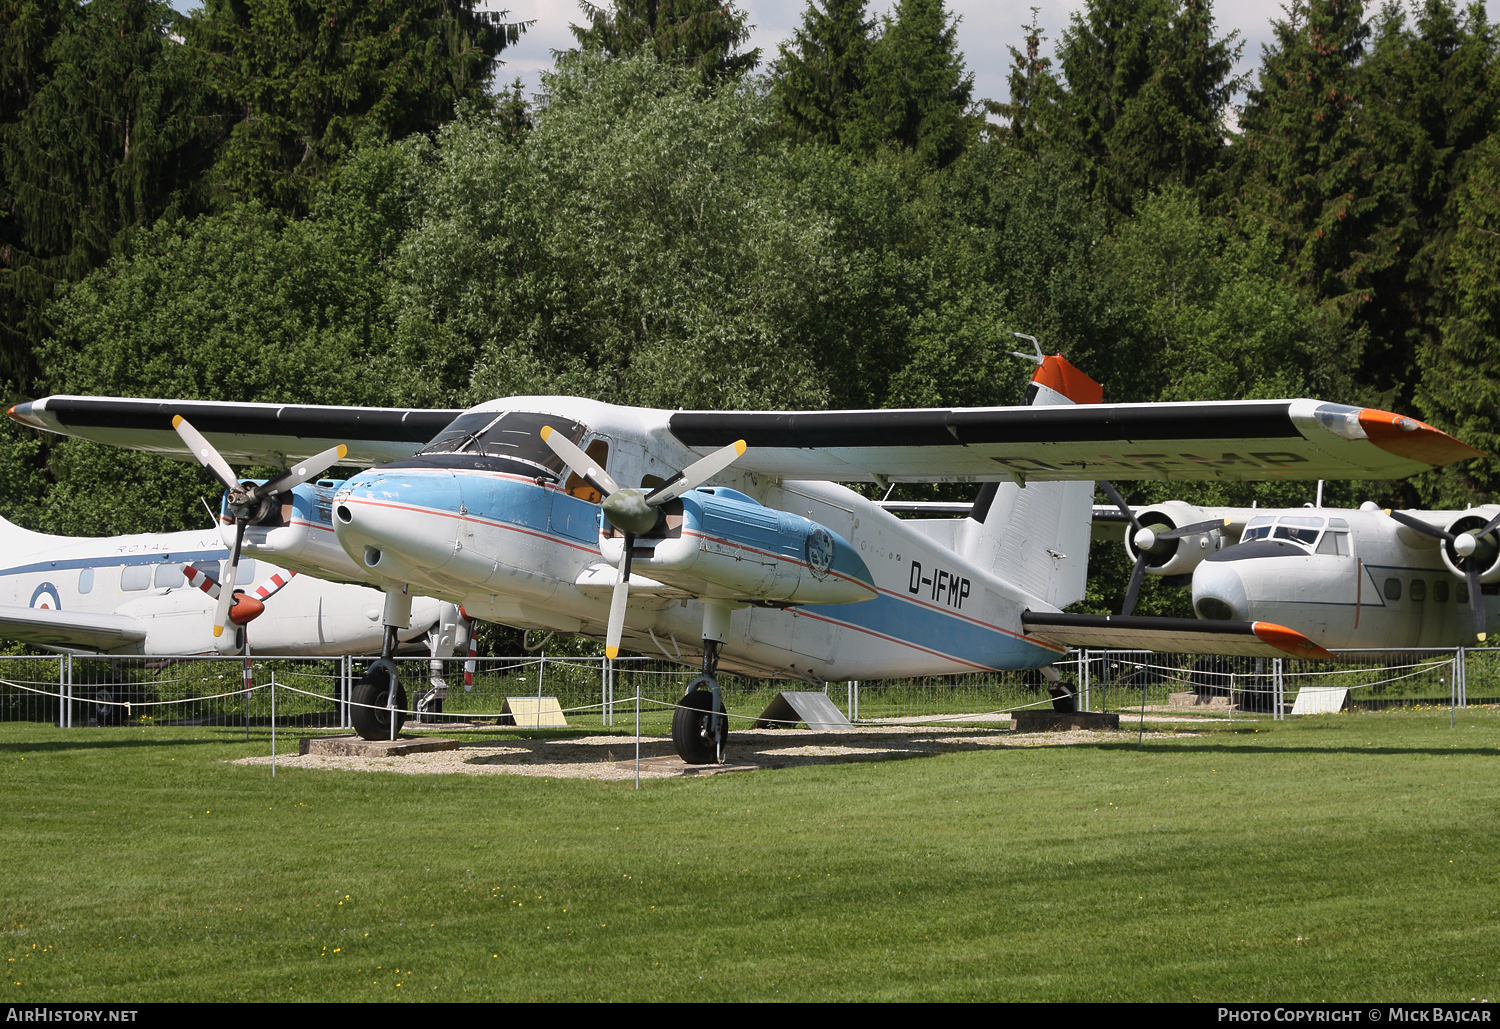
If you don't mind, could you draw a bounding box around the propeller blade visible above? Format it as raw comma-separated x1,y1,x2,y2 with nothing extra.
540,426,619,496
213,518,247,638
1385,508,1454,542
604,532,635,659
645,440,747,506
172,416,238,491
1121,552,1149,617
1467,562,1487,642
1098,480,1143,533
1157,517,1232,540
258,444,349,497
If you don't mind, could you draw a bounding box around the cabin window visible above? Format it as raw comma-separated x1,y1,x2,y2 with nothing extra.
120,565,152,591
1328,517,1348,527
228,559,257,587
564,439,611,503
77,568,93,595
154,563,186,588
1435,580,1449,603
1384,578,1402,601
1458,582,1470,604
1410,579,1426,602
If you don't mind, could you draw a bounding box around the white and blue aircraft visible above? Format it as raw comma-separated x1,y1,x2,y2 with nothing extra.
10,355,1480,761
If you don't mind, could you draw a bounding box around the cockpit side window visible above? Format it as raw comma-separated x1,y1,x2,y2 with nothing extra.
565,439,610,503
1272,515,1324,546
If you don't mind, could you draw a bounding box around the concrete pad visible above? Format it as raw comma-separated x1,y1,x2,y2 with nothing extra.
1012,710,1121,732
299,735,462,757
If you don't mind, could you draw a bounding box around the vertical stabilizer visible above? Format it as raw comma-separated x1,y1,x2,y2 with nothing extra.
0,515,69,561
955,355,1099,609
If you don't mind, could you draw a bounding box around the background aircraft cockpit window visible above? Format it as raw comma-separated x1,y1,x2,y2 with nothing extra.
418,411,585,477
1315,531,1352,556
120,565,152,591
154,563,186,588
78,568,93,594
1273,524,1321,545
1242,516,1275,542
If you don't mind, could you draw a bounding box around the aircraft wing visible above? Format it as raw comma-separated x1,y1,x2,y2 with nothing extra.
669,400,1481,482
1021,612,1339,660
0,605,147,651
9,396,464,468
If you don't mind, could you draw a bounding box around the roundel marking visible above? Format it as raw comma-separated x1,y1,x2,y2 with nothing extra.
30,582,61,610
805,527,835,580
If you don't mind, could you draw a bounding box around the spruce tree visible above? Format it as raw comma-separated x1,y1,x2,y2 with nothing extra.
1047,0,1239,213
191,0,526,214
771,0,873,145
569,0,760,83
1,0,220,390
844,0,974,168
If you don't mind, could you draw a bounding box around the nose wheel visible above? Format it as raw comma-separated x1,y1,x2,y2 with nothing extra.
673,676,727,764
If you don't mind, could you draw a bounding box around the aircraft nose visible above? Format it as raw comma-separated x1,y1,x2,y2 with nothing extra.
1192,560,1250,621
333,470,461,582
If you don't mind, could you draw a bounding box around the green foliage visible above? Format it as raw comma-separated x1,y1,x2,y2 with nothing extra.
0,0,222,388
568,0,759,83
189,0,526,214
1046,0,1241,214
842,0,975,168
770,0,873,146
1414,131,1500,506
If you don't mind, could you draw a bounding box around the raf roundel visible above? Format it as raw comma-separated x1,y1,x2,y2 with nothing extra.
805,527,836,580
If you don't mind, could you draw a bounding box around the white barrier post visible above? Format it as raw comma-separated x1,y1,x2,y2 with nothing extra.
271,672,277,777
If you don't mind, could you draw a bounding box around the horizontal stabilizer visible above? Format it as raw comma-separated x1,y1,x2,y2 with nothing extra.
1022,611,1338,660
0,605,147,651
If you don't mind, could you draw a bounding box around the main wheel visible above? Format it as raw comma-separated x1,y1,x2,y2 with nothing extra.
351,663,407,740
672,684,726,765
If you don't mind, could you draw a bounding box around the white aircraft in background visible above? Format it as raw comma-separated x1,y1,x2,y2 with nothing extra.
0,488,472,712
11,352,1480,761
1092,494,1500,651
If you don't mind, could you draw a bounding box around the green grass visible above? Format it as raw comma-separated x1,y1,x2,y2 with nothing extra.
1,709,1497,1001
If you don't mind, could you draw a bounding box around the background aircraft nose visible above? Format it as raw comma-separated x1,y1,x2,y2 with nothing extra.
1192,560,1250,621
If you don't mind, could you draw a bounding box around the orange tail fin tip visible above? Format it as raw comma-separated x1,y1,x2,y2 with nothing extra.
1032,354,1103,406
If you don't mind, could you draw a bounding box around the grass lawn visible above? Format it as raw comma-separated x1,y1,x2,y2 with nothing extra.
0,708,1496,1001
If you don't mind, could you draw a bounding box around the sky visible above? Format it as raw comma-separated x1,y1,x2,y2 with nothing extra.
489,0,1500,108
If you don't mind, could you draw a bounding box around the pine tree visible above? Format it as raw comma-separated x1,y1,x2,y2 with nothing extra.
569,0,759,83
844,0,974,168
1,0,221,390
1047,0,1239,213
992,8,1061,149
191,0,526,214
771,0,873,145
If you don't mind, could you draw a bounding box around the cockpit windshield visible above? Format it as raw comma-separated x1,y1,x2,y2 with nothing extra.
419,411,588,476
1239,514,1351,555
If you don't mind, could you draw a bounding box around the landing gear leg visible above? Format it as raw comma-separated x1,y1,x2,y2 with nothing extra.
351,589,411,741
671,603,732,765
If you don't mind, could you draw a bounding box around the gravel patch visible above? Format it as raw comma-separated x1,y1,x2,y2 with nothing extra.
230,722,1197,780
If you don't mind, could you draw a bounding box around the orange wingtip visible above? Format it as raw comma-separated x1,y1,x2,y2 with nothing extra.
1252,622,1338,660
1358,409,1486,467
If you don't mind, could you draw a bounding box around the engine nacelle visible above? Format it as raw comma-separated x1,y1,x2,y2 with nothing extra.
1123,501,1231,578
1438,509,1500,583
223,480,368,583
601,487,877,605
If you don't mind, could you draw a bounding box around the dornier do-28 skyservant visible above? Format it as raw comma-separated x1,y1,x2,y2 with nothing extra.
10,354,1482,762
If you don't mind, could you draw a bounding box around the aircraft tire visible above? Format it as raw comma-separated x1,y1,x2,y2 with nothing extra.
351,665,407,740
672,686,724,765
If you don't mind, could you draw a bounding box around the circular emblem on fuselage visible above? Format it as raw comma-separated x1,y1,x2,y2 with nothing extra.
30,582,60,610
805,527,835,580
